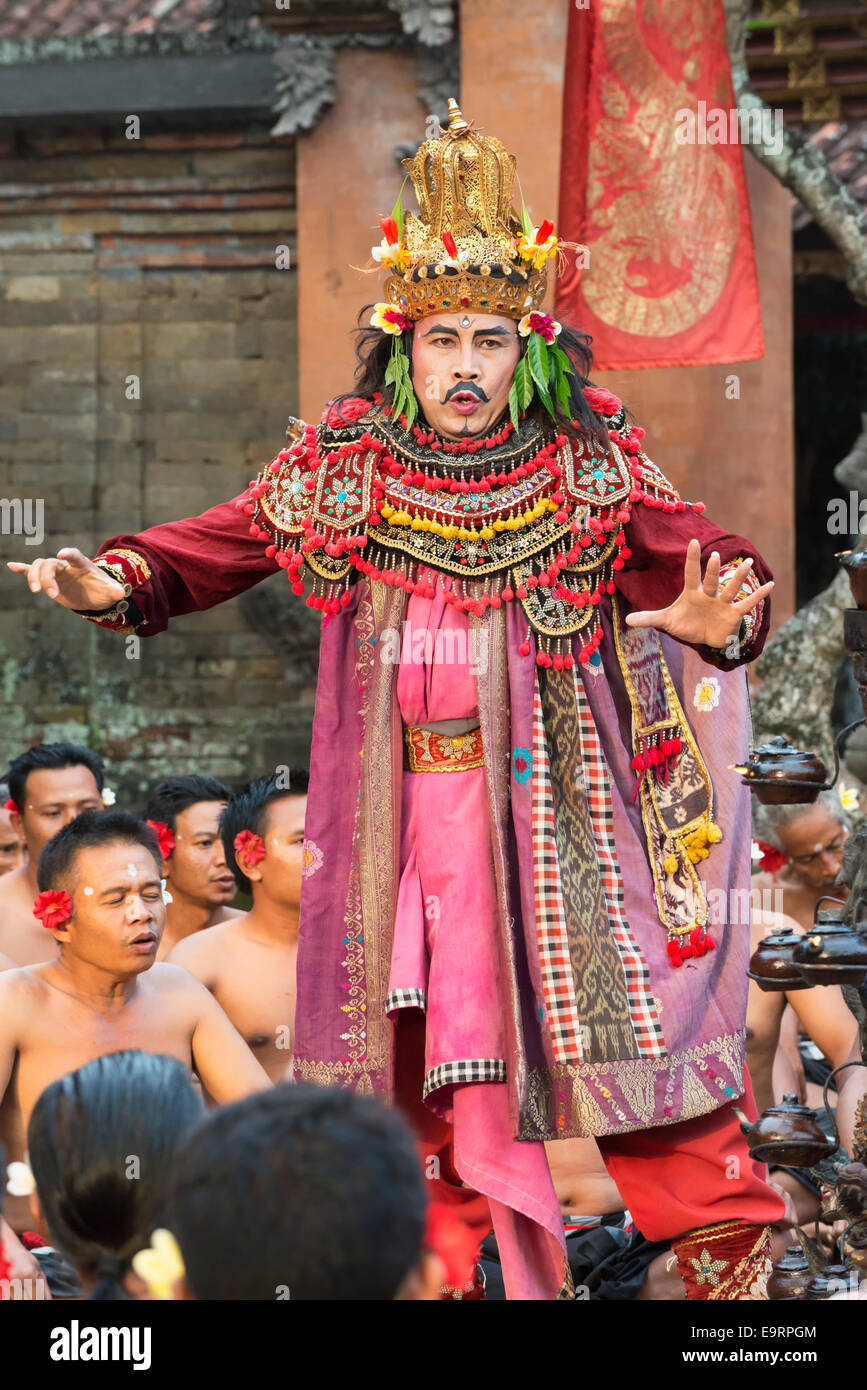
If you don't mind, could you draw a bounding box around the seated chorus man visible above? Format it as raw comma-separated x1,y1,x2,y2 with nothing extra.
27,1050,204,1301
747,906,858,1117
144,775,245,959
166,1084,446,1301
0,783,24,879
751,790,850,932
0,809,270,1263
0,743,106,966
168,772,308,1082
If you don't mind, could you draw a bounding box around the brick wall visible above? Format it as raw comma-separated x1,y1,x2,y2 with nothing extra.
0,122,320,805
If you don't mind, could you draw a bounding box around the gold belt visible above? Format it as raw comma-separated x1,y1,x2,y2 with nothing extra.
403,724,485,773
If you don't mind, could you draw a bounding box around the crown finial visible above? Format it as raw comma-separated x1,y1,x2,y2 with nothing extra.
446,98,468,132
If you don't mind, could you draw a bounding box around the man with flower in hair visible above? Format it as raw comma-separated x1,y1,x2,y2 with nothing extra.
751,789,850,934
10,101,784,1299
0,744,106,967
0,809,270,1277
143,774,245,959
169,772,309,1082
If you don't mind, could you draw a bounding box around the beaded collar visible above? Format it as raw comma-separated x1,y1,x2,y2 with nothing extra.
235,392,701,667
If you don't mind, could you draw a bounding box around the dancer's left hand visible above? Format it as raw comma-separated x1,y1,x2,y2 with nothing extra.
624,539,773,650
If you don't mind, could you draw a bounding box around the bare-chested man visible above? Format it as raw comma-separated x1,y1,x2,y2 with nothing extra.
747,908,858,1115
169,772,308,1081
0,744,105,965
144,775,245,959
751,791,850,932
0,783,24,878
0,808,270,1265
751,791,854,1099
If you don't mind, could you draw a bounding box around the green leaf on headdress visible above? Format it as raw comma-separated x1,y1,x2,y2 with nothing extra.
515,175,535,239
508,356,533,431
387,333,417,431
527,333,553,414
391,175,409,240
550,343,575,408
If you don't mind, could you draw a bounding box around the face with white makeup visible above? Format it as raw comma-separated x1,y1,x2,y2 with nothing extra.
50,840,166,975
409,312,521,440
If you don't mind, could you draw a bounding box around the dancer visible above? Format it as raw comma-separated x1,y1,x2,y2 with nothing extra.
9,101,783,1298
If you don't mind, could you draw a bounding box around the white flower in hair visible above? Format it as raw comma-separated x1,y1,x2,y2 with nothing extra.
161,878,173,905
7,1158,36,1197
101,787,116,806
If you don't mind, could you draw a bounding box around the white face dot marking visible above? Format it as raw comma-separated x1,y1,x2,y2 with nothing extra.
83,886,94,896
127,864,138,879
272,839,279,846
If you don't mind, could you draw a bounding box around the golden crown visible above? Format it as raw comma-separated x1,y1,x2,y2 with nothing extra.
380,98,550,323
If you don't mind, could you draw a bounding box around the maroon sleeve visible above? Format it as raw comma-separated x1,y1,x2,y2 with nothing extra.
615,497,773,672
83,494,281,636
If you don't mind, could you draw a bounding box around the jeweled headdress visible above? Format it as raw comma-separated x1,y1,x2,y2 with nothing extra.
368,99,580,431
381,98,549,323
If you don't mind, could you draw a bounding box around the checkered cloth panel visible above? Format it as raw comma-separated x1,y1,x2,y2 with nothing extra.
573,673,666,1057
385,988,427,1013
532,678,587,1063
423,1059,507,1100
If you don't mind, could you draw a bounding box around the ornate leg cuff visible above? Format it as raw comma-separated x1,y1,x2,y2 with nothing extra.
672,1220,773,1300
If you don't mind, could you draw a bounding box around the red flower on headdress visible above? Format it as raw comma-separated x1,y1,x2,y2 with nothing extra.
422,1201,481,1293
755,840,788,874
535,218,554,245
380,216,400,246
234,829,266,865
441,230,458,259
146,819,175,860
3,798,17,813
33,889,72,931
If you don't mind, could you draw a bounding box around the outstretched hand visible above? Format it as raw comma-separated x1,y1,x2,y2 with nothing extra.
7,547,125,612
624,539,773,649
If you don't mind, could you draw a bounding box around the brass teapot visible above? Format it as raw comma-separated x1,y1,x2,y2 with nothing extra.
837,549,867,610
791,896,867,987
747,926,811,992
803,1263,854,1301
767,1245,812,1301
730,735,833,805
735,1094,835,1166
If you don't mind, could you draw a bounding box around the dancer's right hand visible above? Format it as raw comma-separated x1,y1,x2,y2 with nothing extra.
7,547,125,611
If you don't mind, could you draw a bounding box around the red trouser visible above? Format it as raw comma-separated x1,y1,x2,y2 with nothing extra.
397,1010,784,1246
596,1070,786,1241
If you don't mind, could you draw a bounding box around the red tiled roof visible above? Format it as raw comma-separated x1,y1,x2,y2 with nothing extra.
0,0,253,41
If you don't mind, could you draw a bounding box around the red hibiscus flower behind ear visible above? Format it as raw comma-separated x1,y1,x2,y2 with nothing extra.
33,890,72,930
3,798,17,813
234,830,266,866
755,840,788,874
422,1201,481,1294
146,820,175,859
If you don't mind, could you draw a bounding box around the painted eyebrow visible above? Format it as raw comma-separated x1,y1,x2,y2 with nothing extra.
421,324,515,338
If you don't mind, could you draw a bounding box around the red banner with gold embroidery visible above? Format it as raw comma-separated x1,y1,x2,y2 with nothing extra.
555,0,763,369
